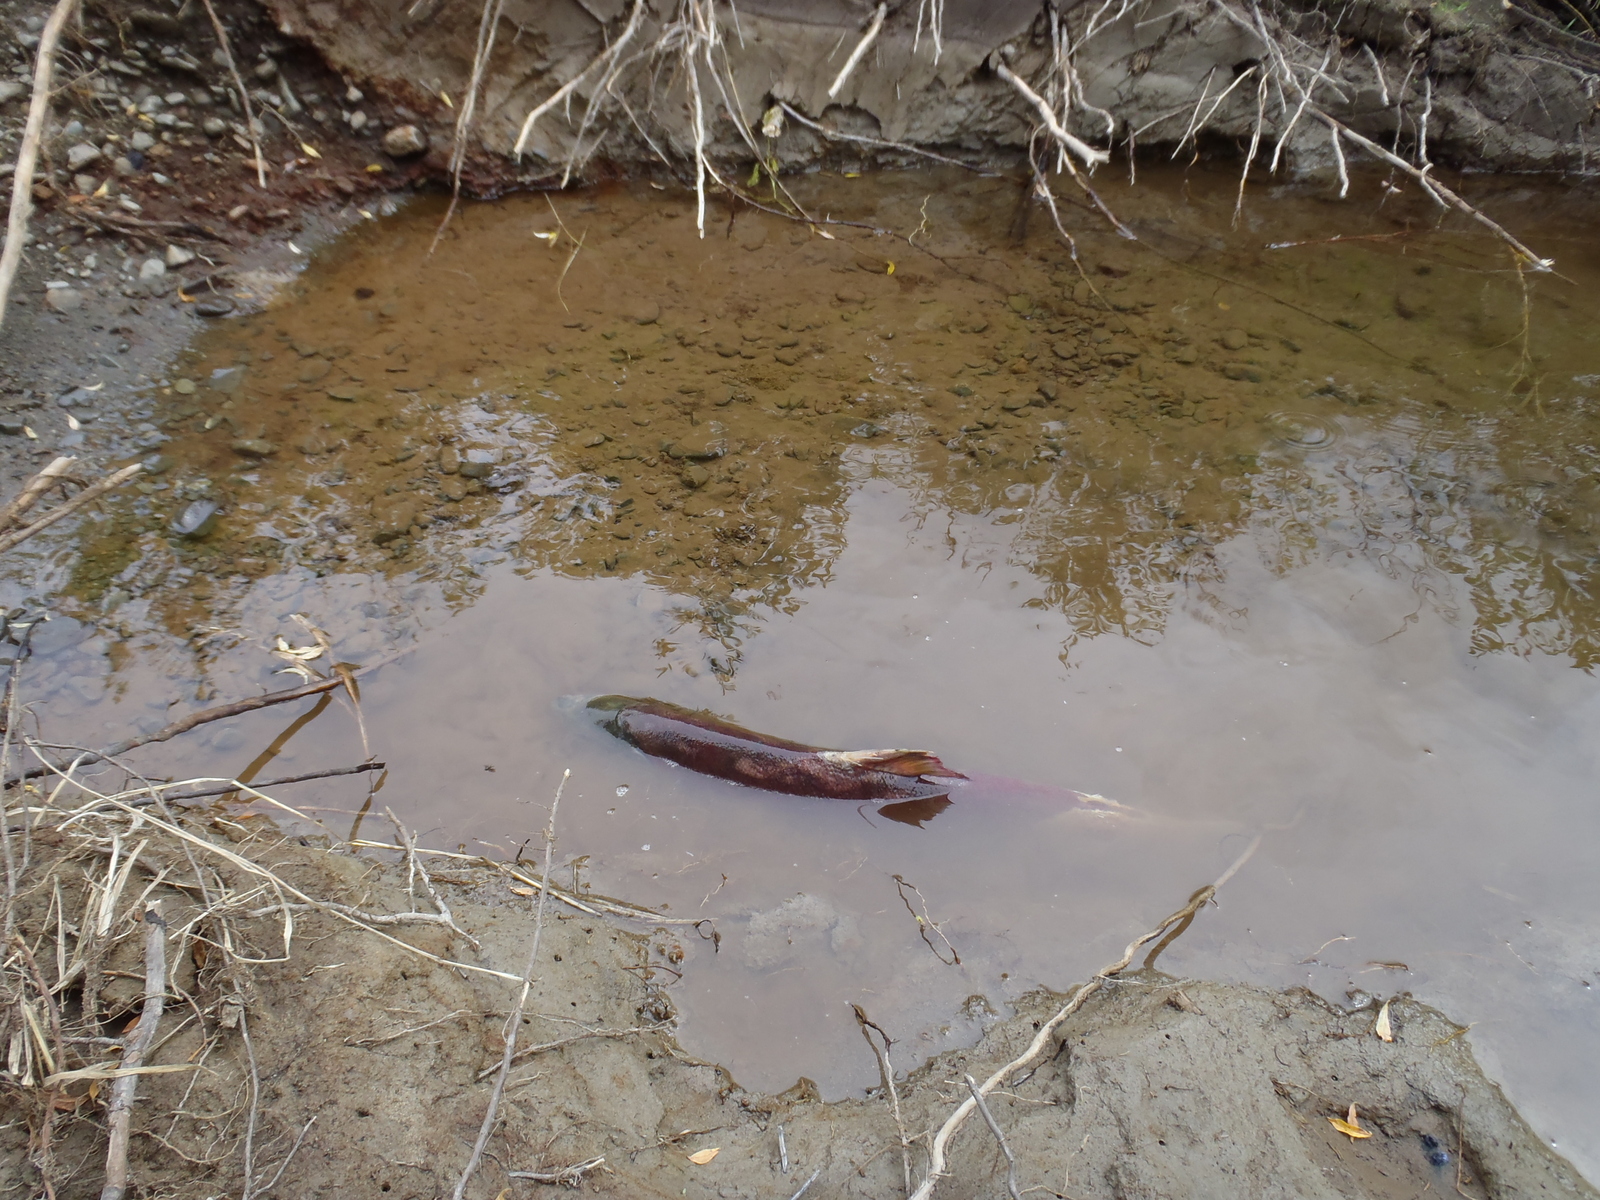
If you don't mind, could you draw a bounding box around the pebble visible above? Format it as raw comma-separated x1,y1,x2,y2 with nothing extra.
194,295,235,317
73,173,99,195
43,287,83,313
1222,362,1264,382
165,90,187,105
130,130,156,151
381,124,428,157
231,438,277,458
66,143,102,170
0,418,26,435
208,366,246,393
325,384,363,401
1220,328,1249,350
348,111,367,131
253,60,277,81
138,93,164,113
138,258,166,281
202,117,227,137
1006,293,1032,313
681,464,710,488
835,288,865,305
1052,341,1077,360
345,85,363,103
113,156,135,177
170,499,220,538
165,244,195,267
0,81,25,105
438,445,461,474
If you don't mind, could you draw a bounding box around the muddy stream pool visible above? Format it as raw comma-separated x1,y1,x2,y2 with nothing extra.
8,165,1600,1176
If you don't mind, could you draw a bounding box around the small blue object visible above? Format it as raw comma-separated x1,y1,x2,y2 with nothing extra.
1420,1134,1451,1167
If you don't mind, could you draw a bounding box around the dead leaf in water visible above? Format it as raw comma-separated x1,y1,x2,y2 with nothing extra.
687,1147,720,1165
1329,1104,1372,1139
1374,999,1394,1042
508,886,536,897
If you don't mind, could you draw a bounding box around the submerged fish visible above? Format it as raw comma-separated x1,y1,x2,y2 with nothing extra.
586,695,1135,824
587,695,967,801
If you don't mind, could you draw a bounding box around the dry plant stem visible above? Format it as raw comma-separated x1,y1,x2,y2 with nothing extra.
450,768,569,1200
0,0,79,333
196,0,265,187
907,834,1263,1200
0,464,143,557
14,647,410,783
1,615,41,942
451,0,509,179
854,1005,911,1198
237,1002,262,1200
0,456,77,533
992,59,1109,168
47,779,528,983
828,3,888,99
789,1166,823,1200
1318,113,1550,268
512,0,646,158
963,1075,1022,1200
99,903,168,1200
508,1156,605,1183
148,762,386,803
777,102,983,171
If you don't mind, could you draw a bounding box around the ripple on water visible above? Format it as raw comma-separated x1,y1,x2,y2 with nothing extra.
1264,410,1340,451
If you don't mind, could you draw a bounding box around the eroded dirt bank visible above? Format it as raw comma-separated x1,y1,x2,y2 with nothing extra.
264,0,1600,185
2,817,1596,1200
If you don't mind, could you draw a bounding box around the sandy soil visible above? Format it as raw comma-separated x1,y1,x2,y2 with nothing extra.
2,817,1596,1200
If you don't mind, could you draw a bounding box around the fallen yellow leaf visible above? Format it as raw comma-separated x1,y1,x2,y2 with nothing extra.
1329,1103,1372,1139
300,142,322,159
366,163,386,173
885,261,895,275
687,1147,720,1165
1374,999,1394,1043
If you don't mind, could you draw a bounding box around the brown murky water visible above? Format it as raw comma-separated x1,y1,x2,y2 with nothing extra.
12,165,1600,1175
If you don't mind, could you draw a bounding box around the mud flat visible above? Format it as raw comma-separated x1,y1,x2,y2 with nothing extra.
1,805,1595,1200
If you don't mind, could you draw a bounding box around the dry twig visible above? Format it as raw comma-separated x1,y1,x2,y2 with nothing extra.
963,1074,1022,1200
196,0,266,187
0,464,143,557
828,3,888,99
99,903,168,1200
0,0,79,333
450,768,569,1200
854,1005,912,1197
0,456,77,533
907,835,1262,1200
508,1156,606,1184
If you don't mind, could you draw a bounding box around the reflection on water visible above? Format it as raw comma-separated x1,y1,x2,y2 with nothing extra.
7,165,1600,1179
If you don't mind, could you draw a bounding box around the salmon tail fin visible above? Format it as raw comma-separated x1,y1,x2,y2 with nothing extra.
823,749,970,780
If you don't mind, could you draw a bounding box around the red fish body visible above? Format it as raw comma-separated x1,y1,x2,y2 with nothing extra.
587,695,967,801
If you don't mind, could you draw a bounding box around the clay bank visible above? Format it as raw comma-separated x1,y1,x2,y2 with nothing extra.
3,0,1600,1197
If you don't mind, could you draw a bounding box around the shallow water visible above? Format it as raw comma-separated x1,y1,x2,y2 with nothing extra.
12,164,1600,1175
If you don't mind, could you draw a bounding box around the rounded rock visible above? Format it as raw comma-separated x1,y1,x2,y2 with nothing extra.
381,124,428,158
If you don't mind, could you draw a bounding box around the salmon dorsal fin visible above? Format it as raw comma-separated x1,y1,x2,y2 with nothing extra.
821,749,969,779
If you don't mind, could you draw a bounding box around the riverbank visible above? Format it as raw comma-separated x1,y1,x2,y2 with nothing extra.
2,799,1595,1200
